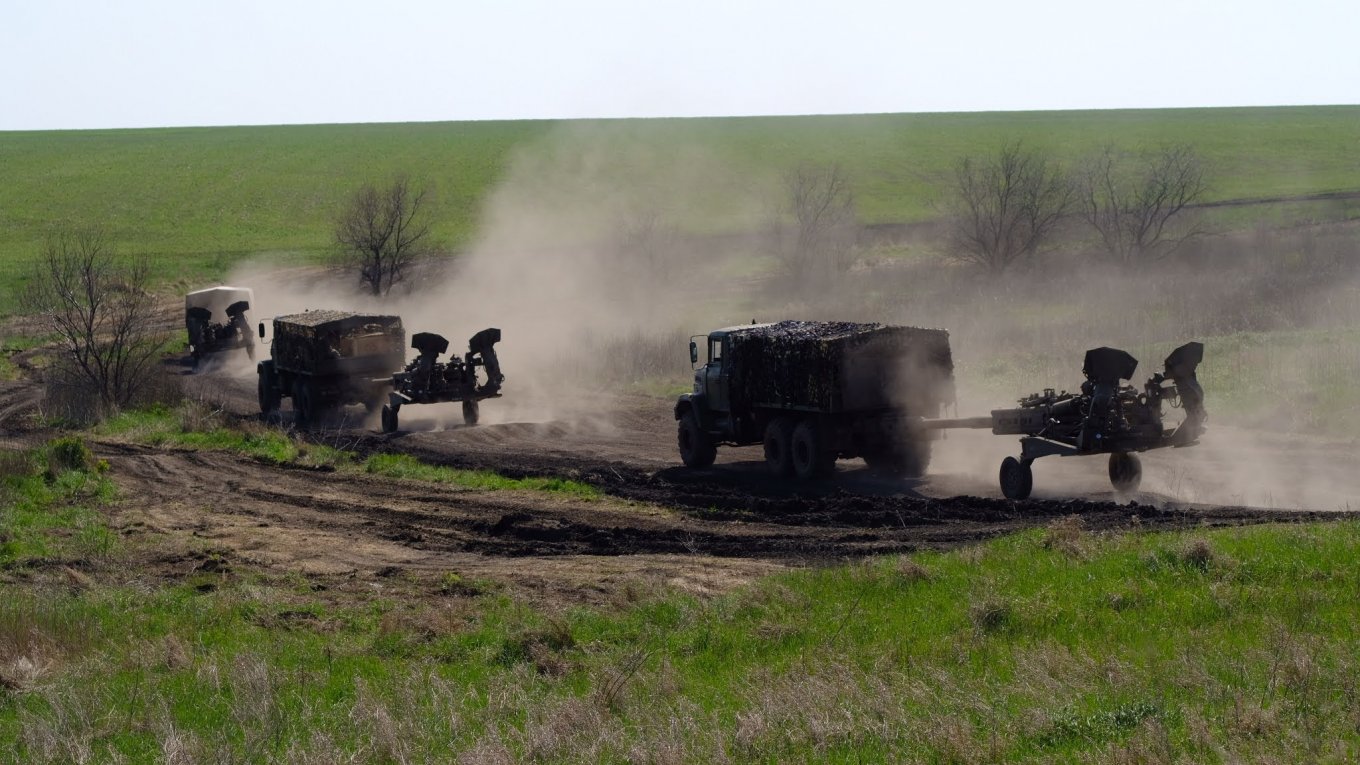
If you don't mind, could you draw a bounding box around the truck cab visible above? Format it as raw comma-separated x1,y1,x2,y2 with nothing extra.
692,330,732,417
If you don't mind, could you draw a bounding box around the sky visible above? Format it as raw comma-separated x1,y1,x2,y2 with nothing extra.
2,0,1357,131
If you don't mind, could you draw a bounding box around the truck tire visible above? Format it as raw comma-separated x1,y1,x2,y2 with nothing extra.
763,417,795,477
292,377,314,430
677,411,717,468
791,420,834,479
462,400,480,426
257,366,280,417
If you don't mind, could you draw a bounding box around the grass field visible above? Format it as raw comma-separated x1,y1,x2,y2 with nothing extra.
1,434,1358,762
2,105,1359,307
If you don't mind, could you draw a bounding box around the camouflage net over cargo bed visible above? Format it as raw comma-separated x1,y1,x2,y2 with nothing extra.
725,320,953,415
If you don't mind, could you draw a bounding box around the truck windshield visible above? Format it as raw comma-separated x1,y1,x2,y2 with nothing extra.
709,338,723,364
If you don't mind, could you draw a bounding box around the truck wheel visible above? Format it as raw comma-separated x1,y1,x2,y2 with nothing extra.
677,411,717,469
257,368,280,417
791,420,834,479
462,400,480,426
763,417,795,477
292,377,313,430
381,404,398,434
1109,452,1142,494
1000,456,1033,500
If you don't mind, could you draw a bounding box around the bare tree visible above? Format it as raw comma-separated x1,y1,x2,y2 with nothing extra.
767,163,859,284
22,230,165,421
614,204,680,280
335,177,433,295
1078,143,1206,265
946,141,1073,273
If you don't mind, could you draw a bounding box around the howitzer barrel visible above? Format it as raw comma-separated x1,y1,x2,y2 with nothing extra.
920,416,994,430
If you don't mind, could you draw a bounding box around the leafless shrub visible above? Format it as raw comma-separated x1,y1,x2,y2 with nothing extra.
945,140,1073,273
594,647,653,712
765,163,859,287
613,205,682,281
1078,143,1206,265
335,176,434,296
22,230,168,423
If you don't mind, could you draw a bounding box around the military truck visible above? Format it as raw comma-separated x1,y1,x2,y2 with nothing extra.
674,321,955,479
185,286,255,368
256,310,405,428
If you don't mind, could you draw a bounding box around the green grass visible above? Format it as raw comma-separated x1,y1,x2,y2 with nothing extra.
0,438,117,567
363,452,600,499
2,106,1358,308
0,491,1356,761
97,404,599,498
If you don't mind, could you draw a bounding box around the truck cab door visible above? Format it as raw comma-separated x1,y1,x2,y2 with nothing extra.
704,336,730,413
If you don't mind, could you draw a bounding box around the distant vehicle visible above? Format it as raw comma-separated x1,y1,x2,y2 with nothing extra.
185,286,255,368
675,321,955,479
256,310,405,429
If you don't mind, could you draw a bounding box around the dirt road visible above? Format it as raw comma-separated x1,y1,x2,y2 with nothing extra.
5,365,1355,597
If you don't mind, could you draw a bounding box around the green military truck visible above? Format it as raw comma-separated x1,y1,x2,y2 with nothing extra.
256,310,405,429
674,321,955,479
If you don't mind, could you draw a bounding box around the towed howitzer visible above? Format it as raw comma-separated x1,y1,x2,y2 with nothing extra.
185,286,256,367
381,328,504,433
925,342,1206,499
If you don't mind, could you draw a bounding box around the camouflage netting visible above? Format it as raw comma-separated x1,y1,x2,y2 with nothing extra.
727,321,953,414
272,311,405,375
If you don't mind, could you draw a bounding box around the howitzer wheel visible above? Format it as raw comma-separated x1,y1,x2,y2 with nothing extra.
462,400,480,426
1000,456,1033,500
677,411,716,469
791,420,835,480
763,417,796,478
381,404,398,434
1109,452,1142,494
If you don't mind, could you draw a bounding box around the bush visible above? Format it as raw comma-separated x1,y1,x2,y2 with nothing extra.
44,436,97,477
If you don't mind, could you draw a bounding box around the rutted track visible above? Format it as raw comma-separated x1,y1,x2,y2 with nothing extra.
3,364,1353,594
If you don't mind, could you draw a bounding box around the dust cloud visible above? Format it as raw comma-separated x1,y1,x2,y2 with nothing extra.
226,125,1360,510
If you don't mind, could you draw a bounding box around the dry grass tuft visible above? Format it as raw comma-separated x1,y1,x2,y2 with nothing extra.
1179,538,1217,571
0,448,37,481
969,596,1014,634
177,396,224,433
1043,515,1091,558
895,557,935,583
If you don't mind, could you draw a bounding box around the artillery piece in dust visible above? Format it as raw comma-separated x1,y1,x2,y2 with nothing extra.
931,342,1207,499
380,328,504,433
185,286,255,368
